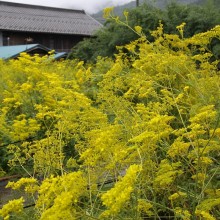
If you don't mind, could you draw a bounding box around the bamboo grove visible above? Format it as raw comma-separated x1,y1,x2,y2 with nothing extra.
0,10,220,220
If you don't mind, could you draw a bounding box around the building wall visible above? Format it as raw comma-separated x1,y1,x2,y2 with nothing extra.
2,31,85,52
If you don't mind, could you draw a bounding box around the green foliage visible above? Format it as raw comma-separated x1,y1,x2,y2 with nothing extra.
70,1,220,62
69,3,164,62
163,1,220,37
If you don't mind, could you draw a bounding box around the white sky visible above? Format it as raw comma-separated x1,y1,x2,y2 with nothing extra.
3,0,134,14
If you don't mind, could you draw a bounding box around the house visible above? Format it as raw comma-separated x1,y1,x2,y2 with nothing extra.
0,44,67,60
0,1,102,53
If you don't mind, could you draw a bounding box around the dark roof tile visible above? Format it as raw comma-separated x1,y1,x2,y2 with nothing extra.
0,1,102,35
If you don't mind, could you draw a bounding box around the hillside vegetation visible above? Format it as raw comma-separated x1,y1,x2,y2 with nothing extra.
92,0,214,23
0,10,220,219
71,0,220,62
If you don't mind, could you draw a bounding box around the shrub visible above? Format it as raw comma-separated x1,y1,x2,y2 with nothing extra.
1,17,220,219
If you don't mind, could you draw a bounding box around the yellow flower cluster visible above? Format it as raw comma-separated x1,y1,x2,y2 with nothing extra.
103,7,114,19
154,160,183,188
0,17,220,219
168,191,187,201
101,164,141,217
0,198,24,220
174,207,191,220
6,177,38,194
37,172,87,219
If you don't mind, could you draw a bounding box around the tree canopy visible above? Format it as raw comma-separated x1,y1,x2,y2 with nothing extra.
69,1,220,62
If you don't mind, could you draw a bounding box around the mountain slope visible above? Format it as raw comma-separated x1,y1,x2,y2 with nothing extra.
92,0,209,23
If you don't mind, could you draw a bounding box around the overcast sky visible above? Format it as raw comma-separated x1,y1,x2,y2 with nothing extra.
3,0,134,14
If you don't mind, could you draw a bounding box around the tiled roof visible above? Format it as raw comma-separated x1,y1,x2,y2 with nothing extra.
0,44,67,59
0,1,102,36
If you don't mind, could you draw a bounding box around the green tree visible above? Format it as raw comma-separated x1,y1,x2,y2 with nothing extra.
69,1,220,62
163,1,220,37
69,4,163,62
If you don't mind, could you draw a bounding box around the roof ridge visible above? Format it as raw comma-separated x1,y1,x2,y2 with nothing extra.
0,1,85,14
0,9,85,19
84,11,103,27
0,43,38,47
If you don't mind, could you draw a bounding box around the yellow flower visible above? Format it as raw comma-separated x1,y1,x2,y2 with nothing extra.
135,25,142,35
176,22,186,38
0,198,24,220
174,207,191,220
195,210,216,220
168,191,187,201
123,10,129,19
138,199,153,216
103,7,114,19
101,164,142,216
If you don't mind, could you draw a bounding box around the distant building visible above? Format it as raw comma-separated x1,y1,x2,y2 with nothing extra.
0,1,102,53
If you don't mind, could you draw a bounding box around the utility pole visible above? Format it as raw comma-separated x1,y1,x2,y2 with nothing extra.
136,0,139,7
